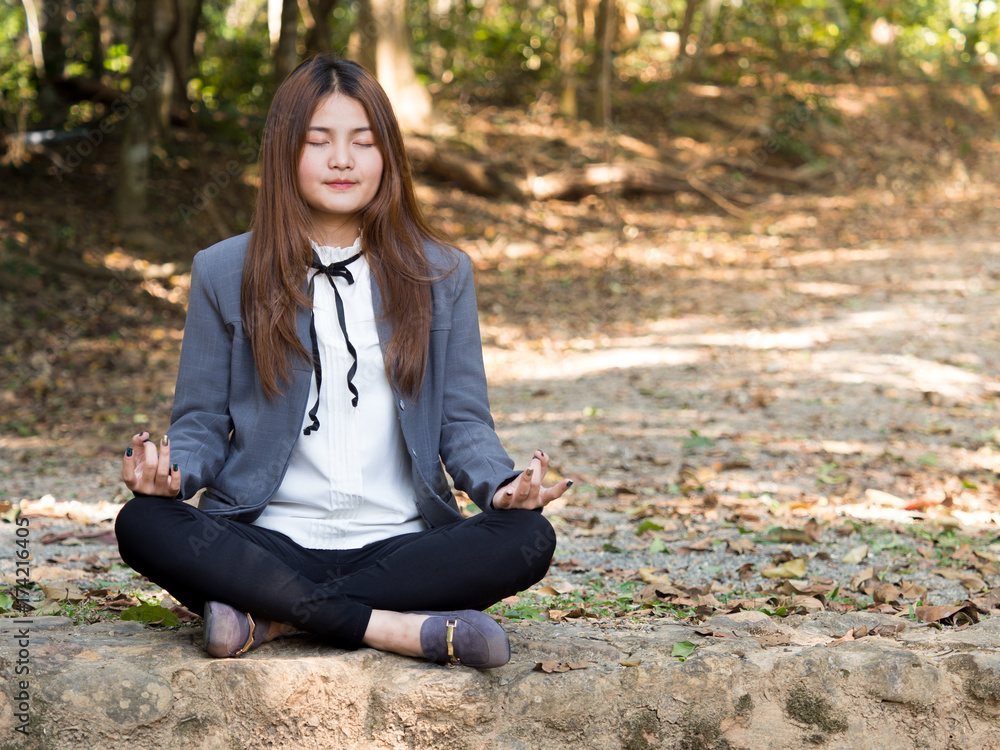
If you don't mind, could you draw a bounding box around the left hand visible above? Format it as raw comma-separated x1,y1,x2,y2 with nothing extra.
491,450,573,510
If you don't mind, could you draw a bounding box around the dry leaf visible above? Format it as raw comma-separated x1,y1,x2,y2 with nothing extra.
914,601,980,625
758,528,816,545
842,545,869,564
864,489,909,507
829,629,856,646
638,568,671,585
873,583,902,605
761,557,807,579
533,661,593,673
39,582,86,601
803,519,822,542
726,538,756,554
620,657,643,667
679,537,714,552
900,581,928,601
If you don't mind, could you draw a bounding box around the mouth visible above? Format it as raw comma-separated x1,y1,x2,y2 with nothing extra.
325,180,356,189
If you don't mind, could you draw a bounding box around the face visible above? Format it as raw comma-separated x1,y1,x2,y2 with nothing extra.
297,92,384,246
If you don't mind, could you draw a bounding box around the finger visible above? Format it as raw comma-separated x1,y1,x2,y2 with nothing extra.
540,478,574,505
142,439,159,491
131,431,149,451
169,464,182,496
155,435,172,482
122,444,137,487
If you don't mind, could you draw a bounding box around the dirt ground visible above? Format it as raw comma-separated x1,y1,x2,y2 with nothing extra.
2,80,1000,624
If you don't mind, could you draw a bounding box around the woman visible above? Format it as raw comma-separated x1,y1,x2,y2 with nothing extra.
114,55,570,669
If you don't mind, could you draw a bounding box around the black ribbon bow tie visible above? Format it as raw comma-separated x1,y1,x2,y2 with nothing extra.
303,249,363,436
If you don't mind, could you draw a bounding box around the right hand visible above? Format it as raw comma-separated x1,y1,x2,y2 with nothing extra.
122,431,182,497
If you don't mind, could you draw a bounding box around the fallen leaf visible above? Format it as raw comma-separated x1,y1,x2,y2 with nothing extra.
726,538,756,554
864,489,909,507
39,582,86,602
900,581,928,601
803,519,822,542
873,583,902,605
679,537,714,552
638,568,671,585
829,629,856,646
842,545,869,564
914,601,980,626
119,603,182,627
757,528,816,545
671,641,698,659
619,657,643,667
533,661,593,673
761,558,808,579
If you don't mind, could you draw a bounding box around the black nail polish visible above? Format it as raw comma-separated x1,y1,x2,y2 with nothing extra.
171,463,179,472
126,447,133,457
566,480,574,488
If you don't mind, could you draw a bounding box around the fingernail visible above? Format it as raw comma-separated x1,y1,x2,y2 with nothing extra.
566,479,574,488
506,488,514,496
171,463,179,472
126,447,133,457
526,468,534,478
161,434,169,447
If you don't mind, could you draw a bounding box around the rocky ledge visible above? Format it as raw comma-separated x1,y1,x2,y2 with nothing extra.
3,611,1000,749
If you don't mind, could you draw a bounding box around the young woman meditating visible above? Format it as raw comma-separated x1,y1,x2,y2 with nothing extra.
114,55,570,669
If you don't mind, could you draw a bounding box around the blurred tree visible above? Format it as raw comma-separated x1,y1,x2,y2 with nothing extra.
273,0,299,85
593,0,615,125
305,0,338,54
114,0,171,222
352,0,431,131
558,0,581,117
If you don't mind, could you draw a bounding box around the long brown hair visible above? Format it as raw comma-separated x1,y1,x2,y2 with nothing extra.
242,55,456,400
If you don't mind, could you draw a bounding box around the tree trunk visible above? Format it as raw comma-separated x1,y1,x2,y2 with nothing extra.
165,0,196,121
21,0,68,127
558,0,579,118
592,0,615,126
673,0,701,77
273,0,299,85
351,0,431,132
687,0,722,81
305,0,337,54
115,0,171,224
352,0,377,73
85,0,106,80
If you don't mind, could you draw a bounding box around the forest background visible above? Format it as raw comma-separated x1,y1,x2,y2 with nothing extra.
1,0,1000,625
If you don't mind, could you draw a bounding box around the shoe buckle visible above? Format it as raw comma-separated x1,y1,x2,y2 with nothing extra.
446,619,459,663
233,613,257,656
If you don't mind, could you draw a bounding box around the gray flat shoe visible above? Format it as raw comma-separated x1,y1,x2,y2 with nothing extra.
202,601,269,658
411,610,510,669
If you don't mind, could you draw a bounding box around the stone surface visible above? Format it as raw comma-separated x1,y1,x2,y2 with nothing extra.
5,613,1000,749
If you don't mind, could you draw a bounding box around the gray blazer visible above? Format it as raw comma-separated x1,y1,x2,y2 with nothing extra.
168,233,519,527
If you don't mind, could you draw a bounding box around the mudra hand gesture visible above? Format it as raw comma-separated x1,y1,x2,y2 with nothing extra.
491,450,573,510
121,431,182,498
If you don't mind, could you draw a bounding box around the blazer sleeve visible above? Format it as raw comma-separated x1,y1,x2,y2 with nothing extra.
437,255,520,510
167,251,235,500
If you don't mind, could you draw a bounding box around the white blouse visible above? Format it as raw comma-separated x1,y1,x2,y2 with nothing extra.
251,237,426,549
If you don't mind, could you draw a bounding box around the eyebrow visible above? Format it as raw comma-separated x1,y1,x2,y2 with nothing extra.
306,126,373,134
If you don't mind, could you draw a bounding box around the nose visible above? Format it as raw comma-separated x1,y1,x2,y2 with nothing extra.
327,139,353,169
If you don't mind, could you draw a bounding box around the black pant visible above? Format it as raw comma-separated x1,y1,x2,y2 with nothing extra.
114,495,556,649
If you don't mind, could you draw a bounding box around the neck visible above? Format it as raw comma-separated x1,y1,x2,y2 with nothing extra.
309,215,362,248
